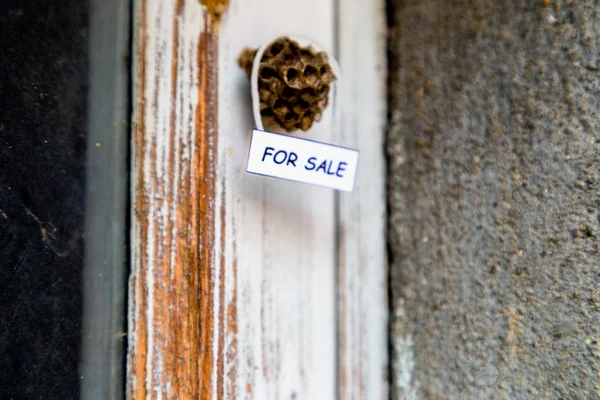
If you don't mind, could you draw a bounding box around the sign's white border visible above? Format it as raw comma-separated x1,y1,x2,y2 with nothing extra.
246,129,360,192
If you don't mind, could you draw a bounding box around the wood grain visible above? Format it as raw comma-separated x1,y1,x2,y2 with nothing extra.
128,0,387,398
128,1,223,398
218,2,337,398
336,0,389,398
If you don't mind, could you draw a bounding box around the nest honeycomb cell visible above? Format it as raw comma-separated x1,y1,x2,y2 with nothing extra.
237,37,337,133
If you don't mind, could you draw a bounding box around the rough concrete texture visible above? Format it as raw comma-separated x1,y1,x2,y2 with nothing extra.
388,1,600,398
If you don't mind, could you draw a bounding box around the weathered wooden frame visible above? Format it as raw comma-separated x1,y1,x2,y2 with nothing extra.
127,0,387,398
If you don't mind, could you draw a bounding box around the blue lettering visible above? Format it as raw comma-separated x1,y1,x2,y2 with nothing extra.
336,162,347,178
273,150,287,164
326,160,335,175
262,147,274,162
316,160,327,173
287,152,298,167
305,157,316,170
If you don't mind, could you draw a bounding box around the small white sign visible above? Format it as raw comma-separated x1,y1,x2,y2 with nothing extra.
246,129,359,192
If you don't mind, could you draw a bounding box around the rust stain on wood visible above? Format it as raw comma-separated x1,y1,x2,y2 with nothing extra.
163,3,180,395
175,0,184,14
226,251,238,399
227,253,238,335
216,176,227,400
128,0,148,398
196,16,219,400
199,0,229,22
129,2,230,398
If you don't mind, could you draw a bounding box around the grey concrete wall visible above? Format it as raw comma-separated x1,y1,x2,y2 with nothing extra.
387,1,600,398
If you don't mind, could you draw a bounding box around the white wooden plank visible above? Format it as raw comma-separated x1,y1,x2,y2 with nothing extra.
336,0,389,399
218,1,336,398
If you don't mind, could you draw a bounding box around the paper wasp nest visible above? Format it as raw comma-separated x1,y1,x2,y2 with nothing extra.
238,37,337,132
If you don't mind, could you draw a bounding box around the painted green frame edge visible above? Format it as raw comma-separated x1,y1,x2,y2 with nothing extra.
81,0,131,398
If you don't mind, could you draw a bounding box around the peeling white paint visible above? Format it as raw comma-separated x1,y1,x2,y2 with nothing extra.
129,0,387,398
